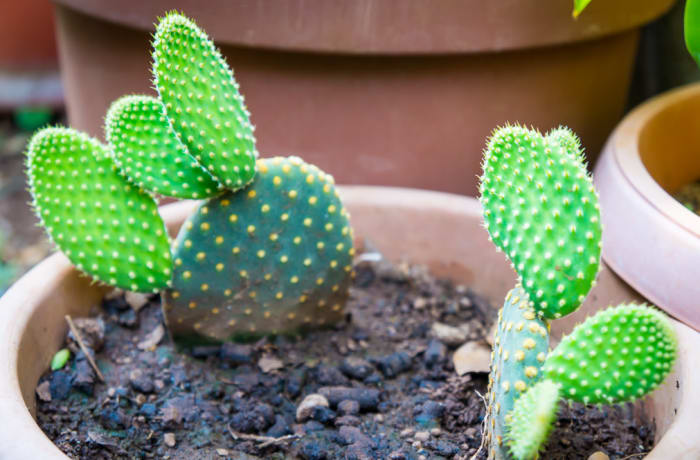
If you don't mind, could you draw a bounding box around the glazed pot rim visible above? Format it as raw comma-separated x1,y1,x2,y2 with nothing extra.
0,185,697,459
607,83,700,238
52,0,673,55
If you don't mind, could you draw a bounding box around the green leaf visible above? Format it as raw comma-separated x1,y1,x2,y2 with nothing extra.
685,0,700,66
573,0,593,18
51,348,71,371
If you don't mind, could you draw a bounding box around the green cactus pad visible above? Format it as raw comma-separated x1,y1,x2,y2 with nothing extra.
163,156,354,342
105,95,221,199
486,285,549,460
152,12,257,190
479,124,601,319
505,379,560,460
26,127,172,293
544,304,676,405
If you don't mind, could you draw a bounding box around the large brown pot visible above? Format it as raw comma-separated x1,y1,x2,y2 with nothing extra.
595,83,700,332
0,187,697,458
52,0,673,196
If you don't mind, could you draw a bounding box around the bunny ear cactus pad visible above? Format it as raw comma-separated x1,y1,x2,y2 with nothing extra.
486,285,549,460
544,304,677,405
105,95,221,199
479,125,602,319
153,12,257,190
26,127,172,293
163,156,354,342
505,379,560,460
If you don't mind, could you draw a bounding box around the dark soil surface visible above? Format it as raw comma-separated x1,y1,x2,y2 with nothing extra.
36,257,655,460
675,180,700,215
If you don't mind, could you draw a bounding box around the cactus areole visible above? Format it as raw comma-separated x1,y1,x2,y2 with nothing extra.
480,125,676,460
25,12,354,344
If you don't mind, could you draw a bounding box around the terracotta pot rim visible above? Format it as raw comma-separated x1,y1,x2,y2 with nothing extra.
52,0,673,55
0,185,697,458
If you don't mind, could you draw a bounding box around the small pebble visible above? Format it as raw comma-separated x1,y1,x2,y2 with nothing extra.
339,357,374,380
414,431,430,442
163,432,176,448
400,428,414,438
216,448,229,456
296,394,329,422
338,399,360,416
430,427,441,437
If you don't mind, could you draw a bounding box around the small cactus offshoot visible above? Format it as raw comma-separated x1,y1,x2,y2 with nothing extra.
480,125,677,460
25,12,353,343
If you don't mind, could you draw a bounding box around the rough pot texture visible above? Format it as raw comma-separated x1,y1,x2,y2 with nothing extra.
595,82,700,332
0,186,697,458
52,0,673,196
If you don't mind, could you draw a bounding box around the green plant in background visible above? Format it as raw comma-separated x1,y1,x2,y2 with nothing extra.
572,0,593,18
25,12,354,343
480,125,677,460
685,0,700,66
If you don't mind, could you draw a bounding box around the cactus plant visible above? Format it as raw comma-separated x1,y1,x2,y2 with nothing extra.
480,124,677,460
24,12,354,343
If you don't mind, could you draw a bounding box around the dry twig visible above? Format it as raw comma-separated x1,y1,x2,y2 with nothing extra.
65,314,105,382
228,424,299,448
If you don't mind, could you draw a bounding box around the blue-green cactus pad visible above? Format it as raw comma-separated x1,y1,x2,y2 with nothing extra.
163,156,354,342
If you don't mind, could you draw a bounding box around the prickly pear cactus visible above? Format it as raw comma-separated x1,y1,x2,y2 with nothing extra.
505,379,560,460
152,12,257,190
163,156,354,342
105,95,221,199
544,304,677,405
480,125,601,319
486,285,549,460
26,127,172,292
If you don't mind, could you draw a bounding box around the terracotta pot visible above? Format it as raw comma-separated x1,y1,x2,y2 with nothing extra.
595,83,700,332
0,0,62,108
0,0,57,71
52,0,673,196
0,186,697,458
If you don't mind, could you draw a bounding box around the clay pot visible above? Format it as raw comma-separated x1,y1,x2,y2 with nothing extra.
595,83,700,332
52,0,673,196
0,0,57,71
0,187,697,458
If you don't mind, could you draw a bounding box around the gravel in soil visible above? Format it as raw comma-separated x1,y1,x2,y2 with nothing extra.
36,256,655,459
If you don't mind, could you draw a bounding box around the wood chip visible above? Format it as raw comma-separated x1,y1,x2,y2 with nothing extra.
36,381,51,402
258,355,283,373
125,292,149,312
453,341,492,375
137,324,165,350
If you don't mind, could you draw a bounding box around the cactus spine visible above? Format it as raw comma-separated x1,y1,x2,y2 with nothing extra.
480,125,676,460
